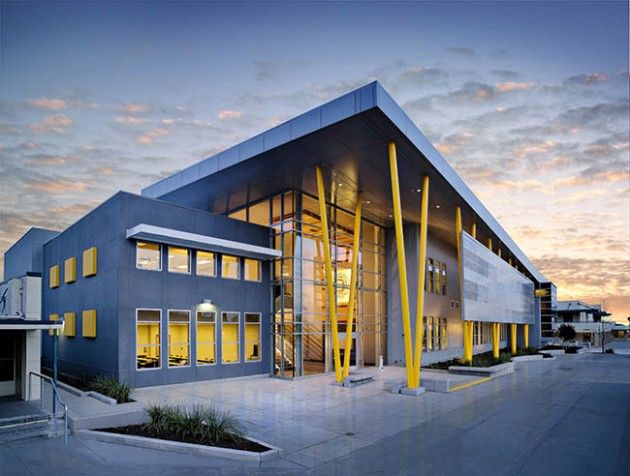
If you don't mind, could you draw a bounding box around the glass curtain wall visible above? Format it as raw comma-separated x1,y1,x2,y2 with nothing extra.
228,191,387,378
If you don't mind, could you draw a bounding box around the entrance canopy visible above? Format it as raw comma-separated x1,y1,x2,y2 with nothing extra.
142,81,547,284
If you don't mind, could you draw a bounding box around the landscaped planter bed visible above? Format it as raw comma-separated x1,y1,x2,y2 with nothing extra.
511,354,544,363
448,361,514,377
76,429,280,462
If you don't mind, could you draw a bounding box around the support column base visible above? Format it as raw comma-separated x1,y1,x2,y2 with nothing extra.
399,386,426,397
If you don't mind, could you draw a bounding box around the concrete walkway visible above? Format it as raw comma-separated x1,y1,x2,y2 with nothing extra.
1,353,628,475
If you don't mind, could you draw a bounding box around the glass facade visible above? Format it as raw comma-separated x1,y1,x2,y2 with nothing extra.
229,191,387,378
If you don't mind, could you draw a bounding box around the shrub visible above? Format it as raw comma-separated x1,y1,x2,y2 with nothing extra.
89,376,133,403
146,404,244,446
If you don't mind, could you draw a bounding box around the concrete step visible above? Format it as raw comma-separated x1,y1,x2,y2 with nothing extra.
0,414,61,443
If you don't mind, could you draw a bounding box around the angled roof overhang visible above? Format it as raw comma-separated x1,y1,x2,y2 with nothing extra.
126,224,281,260
142,82,547,283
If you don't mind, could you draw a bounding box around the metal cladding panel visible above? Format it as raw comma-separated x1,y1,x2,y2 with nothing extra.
461,232,535,324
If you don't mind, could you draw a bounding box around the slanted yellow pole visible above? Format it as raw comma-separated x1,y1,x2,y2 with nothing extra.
467,321,474,362
492,323,500,359
342,192,363,378
509,257,512,266
413,175,429,388
487,237,492,253
510,323,517,354
471,222,477,240
523,324,529,348
315,165,343,383
389,142,415,389
456,206,470,363
497,247,502,259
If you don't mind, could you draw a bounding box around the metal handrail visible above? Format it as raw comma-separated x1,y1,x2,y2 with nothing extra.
28,371,68,445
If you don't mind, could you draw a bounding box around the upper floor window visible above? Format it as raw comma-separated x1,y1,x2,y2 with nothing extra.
196,251,216,277
168,246,190,274
137,242,161,271
222,255,240,280
244,258,261,282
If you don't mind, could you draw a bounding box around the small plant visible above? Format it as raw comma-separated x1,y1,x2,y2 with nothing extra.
146,404,245,446
89,375,133,403
605,348,615,354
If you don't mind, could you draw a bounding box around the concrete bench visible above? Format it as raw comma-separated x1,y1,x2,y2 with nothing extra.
342,375,374,388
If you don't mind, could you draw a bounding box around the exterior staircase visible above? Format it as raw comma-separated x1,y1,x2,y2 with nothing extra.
0,413,62,443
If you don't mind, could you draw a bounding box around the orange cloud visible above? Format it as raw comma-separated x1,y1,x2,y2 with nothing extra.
496,81,535,92
218,110,242,120
115,115,148,125
136,127,169,145
121,103,148,114
25,180,90,194
29,115,73,134
27,98,69,111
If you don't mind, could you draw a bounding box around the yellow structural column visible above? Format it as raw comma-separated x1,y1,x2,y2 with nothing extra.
342,192,363,378
487,237,493,253
471,222,477,239
315,165,343,383
413,175,429,388
492,323,500,359
456,206,470,363
389,142,415,389
523,324,529,348
510,323,517,354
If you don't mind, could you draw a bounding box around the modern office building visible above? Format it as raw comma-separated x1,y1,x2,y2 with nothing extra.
554,300,613,347
4,82,553,390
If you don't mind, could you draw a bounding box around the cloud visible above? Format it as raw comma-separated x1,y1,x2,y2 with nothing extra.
24,179,91,194
564,72,610,85
29,115,73,134
27,98,69,111
115,115,148,125
217,110,243,120
449,81,496,102
398,66,448,86
25,153,83,166
495,81,535,92
442,47,477,58
121,103,148,114
136,127,169,145
491,69,519,80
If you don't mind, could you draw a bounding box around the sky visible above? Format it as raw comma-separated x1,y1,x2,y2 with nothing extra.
0,1,628,322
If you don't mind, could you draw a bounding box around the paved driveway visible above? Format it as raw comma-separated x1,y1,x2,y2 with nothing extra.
1,353,629,475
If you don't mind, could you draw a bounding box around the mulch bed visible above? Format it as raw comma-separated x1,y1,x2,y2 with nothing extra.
100,425,270,453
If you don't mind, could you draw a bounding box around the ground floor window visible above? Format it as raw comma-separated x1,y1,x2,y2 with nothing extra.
422,316,446,351
196,311,216,365
245,313,261,361
222,312,240,363
168,310,190,367
137,309,161,369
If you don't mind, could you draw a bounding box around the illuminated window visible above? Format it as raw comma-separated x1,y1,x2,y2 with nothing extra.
137,310,161,369
245,313,261,361
441,318,448,350
222,255,240,280
434,260,441,295
168,247,190,274
221,312,240,363
244,259,261,282
196,311,216,365
441,262,447,295
168,310,190,367
196,251,216,277
426,259,434,293
136,242,161,271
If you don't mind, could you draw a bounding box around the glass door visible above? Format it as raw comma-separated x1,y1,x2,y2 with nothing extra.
0,336,16,397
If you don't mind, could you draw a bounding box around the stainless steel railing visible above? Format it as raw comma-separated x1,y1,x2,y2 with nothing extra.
28,371,68,445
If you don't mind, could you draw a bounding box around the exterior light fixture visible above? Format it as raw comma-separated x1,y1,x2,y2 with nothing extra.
197,299,215,312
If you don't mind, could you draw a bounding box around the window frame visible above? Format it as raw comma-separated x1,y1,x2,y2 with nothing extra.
136,308,162,371
221,311,241,364
244,312,262,363
221,255,241,280
167,309,191,368
244,258,262,282
136,241,162,272
196,310,217,366
196,250,217,278
167,246,191,274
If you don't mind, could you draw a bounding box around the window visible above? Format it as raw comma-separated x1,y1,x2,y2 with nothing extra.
441,262,447,295
168,247,190,274
196,311,216,365
426,259,434,293
168,310,190,367
440,318,448,350
137,242,161,270
196,251,216,277
244,259,261,282
221,312,240,363
222,255,240,279
245,313,261,362
137,310,161,369
434,260,441,295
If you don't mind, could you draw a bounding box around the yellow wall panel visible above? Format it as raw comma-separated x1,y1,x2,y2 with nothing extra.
82,247,97,277
221,325,239,363
64,257,76,283
49,265,60,288
82,309,97,338
49,314,59,336
63,312,76,337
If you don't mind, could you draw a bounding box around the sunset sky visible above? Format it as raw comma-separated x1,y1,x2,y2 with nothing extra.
1,1,628,322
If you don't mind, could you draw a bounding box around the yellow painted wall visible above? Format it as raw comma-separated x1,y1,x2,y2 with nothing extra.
245,323,261,361
49,265,59,288
168,324,189,365
196,324,215,364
